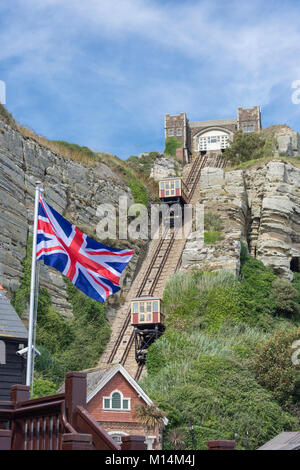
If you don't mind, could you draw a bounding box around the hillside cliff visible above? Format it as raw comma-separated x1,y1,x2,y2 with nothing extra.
182,160,300,280
0,118,144,317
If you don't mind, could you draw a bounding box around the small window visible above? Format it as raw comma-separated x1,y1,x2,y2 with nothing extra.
147,302,152,312
153,300,158,312
112,392,121,409
166,190,169,196
140,302,145,313
160,182,164,190
123,399,129,410
243,125,254,133
165,183,169,189
140,313,145,322
104,398,110,409
175,180,180,188
168,128,174,136
133,302,138,313
112,435,122,443
177,128,182,136
146,313,152,322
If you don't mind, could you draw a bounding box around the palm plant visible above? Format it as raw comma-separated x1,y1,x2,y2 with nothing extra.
133,403,166,430
166,428,186,450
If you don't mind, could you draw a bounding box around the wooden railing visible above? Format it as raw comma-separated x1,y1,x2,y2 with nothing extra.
0,372,145,451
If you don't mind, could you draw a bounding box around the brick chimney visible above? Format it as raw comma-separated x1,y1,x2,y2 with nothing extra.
207,440,236,450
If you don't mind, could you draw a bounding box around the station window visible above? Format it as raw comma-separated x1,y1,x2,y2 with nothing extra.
175,180,180,188
140,303,145,313
147,302,152,312
153,301,158,312
139,313,145,322
160,182,165,190
103,391,131,411
243,125,254,133
166,190,169,196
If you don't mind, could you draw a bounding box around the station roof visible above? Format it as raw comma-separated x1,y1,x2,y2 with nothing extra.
0,287,28,340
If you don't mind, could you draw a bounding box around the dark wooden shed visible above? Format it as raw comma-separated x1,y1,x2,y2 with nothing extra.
0,284,28,400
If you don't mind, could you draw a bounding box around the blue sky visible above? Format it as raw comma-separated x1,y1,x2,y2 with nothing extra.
1,0,300,159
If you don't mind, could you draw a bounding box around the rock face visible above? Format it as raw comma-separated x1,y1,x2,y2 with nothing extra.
0,120,142,317
182,167,247,276
265,125,300,157
182,160,300,280
150,156,181,181
245,161,300,280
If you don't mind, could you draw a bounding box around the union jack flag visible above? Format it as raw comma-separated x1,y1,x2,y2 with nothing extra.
36,198,134,302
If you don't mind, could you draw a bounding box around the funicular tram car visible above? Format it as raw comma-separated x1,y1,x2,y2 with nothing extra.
159,177,188,228
131,296,165,364
159,177,189,205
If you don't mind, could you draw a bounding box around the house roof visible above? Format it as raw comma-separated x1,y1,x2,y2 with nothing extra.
0,289,28,340
258,432,300,450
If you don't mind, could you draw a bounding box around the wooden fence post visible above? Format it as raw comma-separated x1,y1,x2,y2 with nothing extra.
0,430,11,450
121,435,146,450
10,385,30,405
61,433,93,450
64,372,87,428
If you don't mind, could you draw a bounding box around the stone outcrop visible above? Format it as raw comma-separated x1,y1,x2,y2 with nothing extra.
182,160,300,280
149,156,181,181
0,120,143,317
182,167,247,276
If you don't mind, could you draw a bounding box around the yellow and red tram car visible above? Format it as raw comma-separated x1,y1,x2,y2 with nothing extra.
131,296,165,328
158,177,188,204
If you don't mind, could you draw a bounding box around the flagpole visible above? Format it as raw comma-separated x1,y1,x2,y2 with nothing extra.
26,181,43,392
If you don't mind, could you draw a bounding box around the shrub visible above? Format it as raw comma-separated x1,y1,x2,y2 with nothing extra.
270,278,300,319
223,131,267,165
33,377,57,398
164,137,182,157
253,328,300,405
238,257,277,323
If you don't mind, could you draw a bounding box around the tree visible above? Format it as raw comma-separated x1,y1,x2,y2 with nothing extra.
223,131,267,165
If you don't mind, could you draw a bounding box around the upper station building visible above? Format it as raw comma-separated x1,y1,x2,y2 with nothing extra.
164,106,262,163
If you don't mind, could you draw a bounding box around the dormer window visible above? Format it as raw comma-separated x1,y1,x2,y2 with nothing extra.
103,390,131,411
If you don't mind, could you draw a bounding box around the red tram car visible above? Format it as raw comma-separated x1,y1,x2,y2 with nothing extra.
158,177,188,204
131,296,165,364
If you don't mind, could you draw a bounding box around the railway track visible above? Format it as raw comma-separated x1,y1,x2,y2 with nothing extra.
99,152,227,380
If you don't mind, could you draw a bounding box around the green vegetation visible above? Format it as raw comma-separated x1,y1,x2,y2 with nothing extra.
52,140,102,164
254,328,300,405
12,235,111,391
126,152,161,177
224,130,276,166
164,137,182,157
140,250,300,449
204,211,224,244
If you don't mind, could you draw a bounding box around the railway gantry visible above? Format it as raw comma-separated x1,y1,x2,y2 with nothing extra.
98,153,227,380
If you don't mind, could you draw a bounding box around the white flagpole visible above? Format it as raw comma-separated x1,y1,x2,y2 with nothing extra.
26,181,43,392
